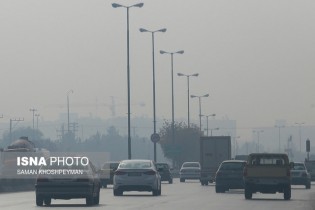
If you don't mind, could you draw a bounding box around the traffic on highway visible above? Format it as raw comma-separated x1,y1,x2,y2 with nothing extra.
0,178,314,210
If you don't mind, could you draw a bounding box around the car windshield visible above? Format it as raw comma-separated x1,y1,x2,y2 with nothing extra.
119,161,152,169
292,163,306,170
182,162,200,168
220,162,245,170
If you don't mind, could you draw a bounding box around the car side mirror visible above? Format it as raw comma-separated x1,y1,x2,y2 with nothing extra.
157,168,163,172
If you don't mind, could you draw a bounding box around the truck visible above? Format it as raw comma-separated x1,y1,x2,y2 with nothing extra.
199,136,231,185
0,137,49,191
243,153,292,200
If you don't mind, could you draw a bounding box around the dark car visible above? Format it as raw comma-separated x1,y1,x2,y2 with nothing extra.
99,161,120,188
35,160,101,206
156,163,173,184
305,160,315,181
215,160,246,193
291,162,311,189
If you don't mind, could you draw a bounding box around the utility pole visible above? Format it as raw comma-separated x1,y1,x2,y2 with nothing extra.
10,118,24,141
35,114,40,130
30,108,37,140
29,108,37,130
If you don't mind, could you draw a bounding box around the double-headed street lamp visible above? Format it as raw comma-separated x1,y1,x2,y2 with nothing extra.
275,125,285,152
112,2,144,160
177,73,199,128
191,94,209,134
295,122,305,153
67,90,74,133
253,130,264,152
160,50,184,145
139,27,166,162
209,127,219,136
201,114,216,136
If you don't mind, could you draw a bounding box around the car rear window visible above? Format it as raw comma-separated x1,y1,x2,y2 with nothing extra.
156,164,169,170
183,162,200,168
250,156,286,165
119,161,152,169
220,162,245,170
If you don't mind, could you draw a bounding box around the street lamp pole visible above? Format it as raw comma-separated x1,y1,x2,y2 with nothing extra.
160,50,184,145
67,90,73,133
177,73,199,128
112,2,144,160
35,113,40,130
30,108,37,140
191,94,209,134
139,28,166,162
29,108,37,130
233,136,240,157
275,125,285,152
295,122,305,153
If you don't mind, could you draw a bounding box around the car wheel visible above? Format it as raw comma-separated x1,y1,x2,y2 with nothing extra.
169,179,173,184
113,189,123,196
283,185,291,200
215,186,224,193
86,195,94,206
36,195,44,206
158,188,161,196
103,183,107,188
94,188,100,205
244,186,252,199
180,178,185,182
44,197,51,206
152,189,159,196
306,182,311,189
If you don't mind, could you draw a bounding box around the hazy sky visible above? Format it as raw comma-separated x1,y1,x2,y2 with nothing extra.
0,0,314,140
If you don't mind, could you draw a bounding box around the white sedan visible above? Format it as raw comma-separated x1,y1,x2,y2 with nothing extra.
180,162,201,182
113,159,161,196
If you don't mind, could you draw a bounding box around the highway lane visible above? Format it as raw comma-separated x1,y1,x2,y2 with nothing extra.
0,179,314,210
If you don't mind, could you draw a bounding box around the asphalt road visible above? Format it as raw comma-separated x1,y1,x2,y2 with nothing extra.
0,179,314,210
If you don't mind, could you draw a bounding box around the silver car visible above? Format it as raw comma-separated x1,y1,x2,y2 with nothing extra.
179,162,201,182
113,159,161,196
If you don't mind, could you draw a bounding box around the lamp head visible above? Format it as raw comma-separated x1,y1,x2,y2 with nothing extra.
139,28,148,32
112,3,122,8
133,3,144,8
192,73,199,77
177,73,184,76
158,28,167,32
176,50,184,54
